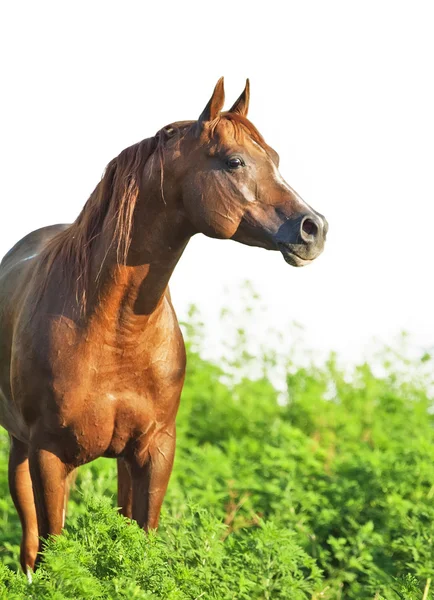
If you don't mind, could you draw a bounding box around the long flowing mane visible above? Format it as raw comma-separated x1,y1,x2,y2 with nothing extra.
35,134,162,314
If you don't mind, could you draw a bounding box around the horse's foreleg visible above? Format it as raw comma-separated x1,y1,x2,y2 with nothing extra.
28,444,69,566
131,424,176,530
8,436,39,574
117,458,133,518
64,468,77,517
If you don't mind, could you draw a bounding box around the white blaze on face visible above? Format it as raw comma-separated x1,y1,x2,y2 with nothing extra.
271,162,309,209
270,161,327,229
250,138,324,227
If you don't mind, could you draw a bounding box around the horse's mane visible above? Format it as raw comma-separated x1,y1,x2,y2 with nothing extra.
35,133,164,314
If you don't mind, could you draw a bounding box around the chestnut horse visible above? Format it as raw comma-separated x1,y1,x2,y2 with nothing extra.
0,78,327,574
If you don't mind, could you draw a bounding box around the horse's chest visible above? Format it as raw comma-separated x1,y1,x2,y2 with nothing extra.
63,389,159,461
14,318,186,460
48,355,182,463
58,335,185,414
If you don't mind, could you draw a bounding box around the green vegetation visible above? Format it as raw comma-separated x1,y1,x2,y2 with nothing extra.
1,301,434,599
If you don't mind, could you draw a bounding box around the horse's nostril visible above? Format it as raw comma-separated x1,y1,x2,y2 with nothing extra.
300,216,319,242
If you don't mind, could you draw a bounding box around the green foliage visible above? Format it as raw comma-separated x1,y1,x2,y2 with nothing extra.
1,302,434,598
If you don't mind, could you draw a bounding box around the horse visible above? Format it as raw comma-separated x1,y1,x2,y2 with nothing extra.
0,78,328,574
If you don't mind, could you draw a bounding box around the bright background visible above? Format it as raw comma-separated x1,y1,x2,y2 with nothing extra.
1,1,433,363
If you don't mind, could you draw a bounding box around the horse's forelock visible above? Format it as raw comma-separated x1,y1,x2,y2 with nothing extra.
209,112,268,151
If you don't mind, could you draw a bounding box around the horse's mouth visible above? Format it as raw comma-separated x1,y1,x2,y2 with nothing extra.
278,243,315,267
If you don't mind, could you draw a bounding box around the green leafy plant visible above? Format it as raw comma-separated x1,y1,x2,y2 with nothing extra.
1,297,434,599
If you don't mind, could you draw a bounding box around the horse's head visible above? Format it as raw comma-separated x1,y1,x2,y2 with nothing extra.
165,78,328,266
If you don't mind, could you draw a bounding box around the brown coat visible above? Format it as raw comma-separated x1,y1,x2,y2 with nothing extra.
0,78,327,572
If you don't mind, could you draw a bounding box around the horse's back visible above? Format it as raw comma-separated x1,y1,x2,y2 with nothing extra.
1,224,69,271
0,224,69,440
0,224,70,309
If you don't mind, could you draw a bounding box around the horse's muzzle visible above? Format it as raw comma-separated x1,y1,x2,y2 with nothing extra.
275,213,328,267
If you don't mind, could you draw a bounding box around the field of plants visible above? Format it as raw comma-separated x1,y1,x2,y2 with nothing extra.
1,302,434,599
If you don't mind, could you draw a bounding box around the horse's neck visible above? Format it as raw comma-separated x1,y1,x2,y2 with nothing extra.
87,188,191,333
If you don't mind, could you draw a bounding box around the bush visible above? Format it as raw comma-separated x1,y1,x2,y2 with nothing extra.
1,306,434,599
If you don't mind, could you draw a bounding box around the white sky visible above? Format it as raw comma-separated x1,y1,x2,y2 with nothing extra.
1,1,433,364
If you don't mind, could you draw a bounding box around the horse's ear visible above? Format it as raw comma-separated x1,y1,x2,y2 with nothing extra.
198,77,225,123
229,79,250,116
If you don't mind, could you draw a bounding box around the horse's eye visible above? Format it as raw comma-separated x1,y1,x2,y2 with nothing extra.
226,156,244,170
